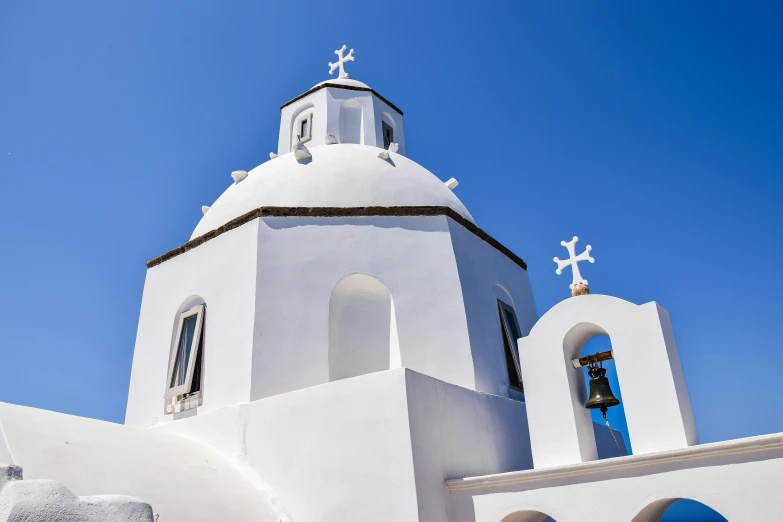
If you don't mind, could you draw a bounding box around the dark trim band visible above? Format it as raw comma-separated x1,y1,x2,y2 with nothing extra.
280,83,403,116
146,206,527,270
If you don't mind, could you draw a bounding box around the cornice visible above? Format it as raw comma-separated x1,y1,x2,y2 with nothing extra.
280,83,403,116
445,433,783,492
146,206,527,271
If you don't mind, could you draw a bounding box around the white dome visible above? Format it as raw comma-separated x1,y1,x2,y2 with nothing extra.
192,144,473,239
315,77,370,89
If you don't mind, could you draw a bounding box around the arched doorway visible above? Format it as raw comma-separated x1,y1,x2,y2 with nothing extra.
328,274,399,381
501,510,557,522
633,498,728,521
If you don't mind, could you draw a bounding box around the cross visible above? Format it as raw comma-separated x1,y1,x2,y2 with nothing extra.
553,236,595,289
328,45,355,79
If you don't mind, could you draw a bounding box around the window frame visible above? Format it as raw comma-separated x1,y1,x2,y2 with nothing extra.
497,300,524,392
382,121,393,150
298,113,313,143
164,304,205,400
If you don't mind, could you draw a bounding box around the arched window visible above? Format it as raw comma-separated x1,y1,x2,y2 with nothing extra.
498,300,524,392
164,300,206,414
381,112,396,150
329,274,399,381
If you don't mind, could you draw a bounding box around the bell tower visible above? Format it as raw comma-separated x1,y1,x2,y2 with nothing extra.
276,45,406,156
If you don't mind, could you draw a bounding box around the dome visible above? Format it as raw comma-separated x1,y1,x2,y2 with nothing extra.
315,77,370,89
192,144,473,239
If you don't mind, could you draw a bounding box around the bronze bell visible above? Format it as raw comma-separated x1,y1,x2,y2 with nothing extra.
585,364,620,415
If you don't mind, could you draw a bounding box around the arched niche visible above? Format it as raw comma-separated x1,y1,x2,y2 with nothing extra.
339,99,363,144
518,295,697,469
328,274,400,381
632,498,728,522
501,510,557,522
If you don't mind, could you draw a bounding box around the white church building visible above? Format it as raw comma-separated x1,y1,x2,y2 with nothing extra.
0,47,781,522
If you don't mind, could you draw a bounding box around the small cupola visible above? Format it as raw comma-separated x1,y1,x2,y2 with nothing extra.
276,45,406,156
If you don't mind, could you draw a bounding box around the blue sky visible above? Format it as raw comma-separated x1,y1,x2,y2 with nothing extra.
0,3,780,517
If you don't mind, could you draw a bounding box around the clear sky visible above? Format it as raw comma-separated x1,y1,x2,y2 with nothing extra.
0,3,780,518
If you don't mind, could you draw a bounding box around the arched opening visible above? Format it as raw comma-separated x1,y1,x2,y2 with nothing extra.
633,498,728,521
329,274,399,381
501,510,557,522
164,296,207,414
339,99,363,144
289,102,314,150
581,334,630,456
493,284,524,398
381,111,396,149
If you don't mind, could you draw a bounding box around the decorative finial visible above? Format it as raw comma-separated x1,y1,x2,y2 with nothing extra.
328,45,355,79
231,170,248,184
553,236,595,296
444,178,459,190
293,142,312,162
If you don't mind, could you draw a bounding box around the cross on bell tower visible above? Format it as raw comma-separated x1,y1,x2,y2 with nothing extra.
554,236,595,296
328,45,355,79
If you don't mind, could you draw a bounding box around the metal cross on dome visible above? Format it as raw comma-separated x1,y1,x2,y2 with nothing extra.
328,45,355,79
554,236,595,291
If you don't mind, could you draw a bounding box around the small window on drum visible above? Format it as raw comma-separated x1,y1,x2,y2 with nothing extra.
164,304,205,412
298,113,313,143
498,301,524,392
382,121,393,150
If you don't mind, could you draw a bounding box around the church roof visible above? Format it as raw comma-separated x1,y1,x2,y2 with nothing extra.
192,143,474,240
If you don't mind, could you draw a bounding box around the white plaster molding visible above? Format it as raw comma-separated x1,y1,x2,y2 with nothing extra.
388,142,399,153
378,150,390,160
445,178,459,190
269,152,278,159
201,206,210,215
325,134,338,145
446,433,783,491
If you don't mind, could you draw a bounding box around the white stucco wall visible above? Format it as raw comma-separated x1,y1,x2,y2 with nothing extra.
249,215,478,400
128,211,540,426
0,402,282,522
447,219,537,398
158,368,567,522
405,370,533,522
158,369,421,522
125,221,259,428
